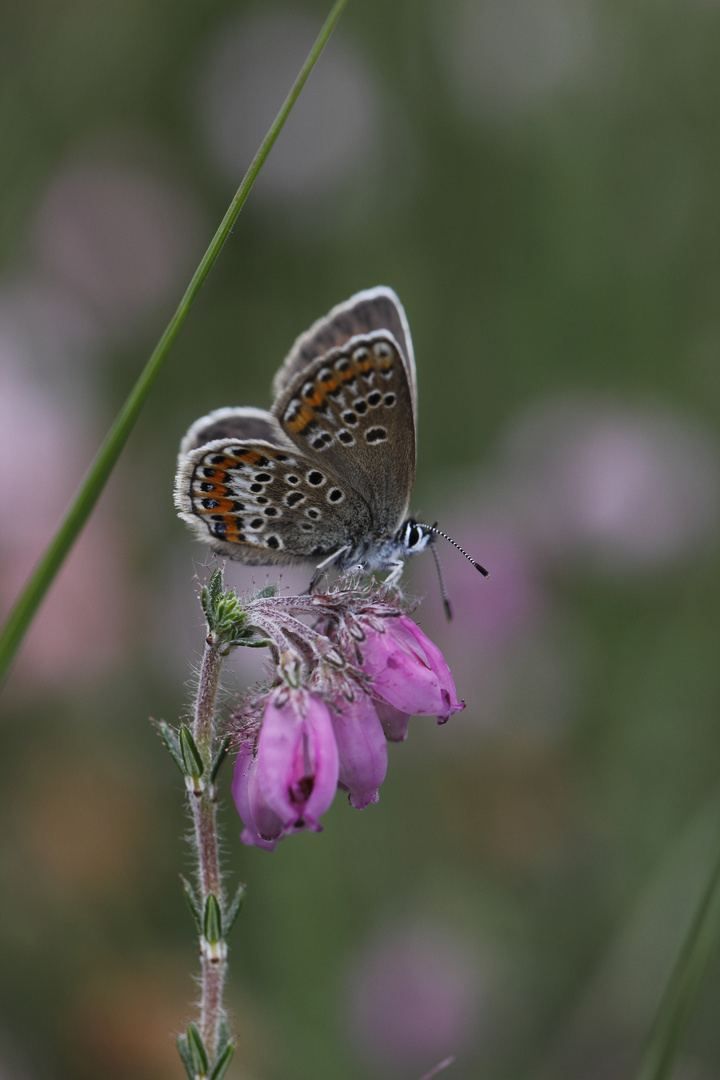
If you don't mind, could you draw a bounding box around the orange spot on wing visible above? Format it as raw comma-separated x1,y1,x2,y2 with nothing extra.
286,404,315,433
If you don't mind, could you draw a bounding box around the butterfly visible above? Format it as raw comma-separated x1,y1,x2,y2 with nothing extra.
175,287,486,596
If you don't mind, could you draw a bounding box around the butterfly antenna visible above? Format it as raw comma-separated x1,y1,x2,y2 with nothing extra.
430,542,454,622
420,523,490,578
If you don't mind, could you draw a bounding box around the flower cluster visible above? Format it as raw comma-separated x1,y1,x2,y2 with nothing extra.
231,584,464,850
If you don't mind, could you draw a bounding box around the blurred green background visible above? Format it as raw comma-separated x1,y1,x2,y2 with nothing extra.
3,1,720,1077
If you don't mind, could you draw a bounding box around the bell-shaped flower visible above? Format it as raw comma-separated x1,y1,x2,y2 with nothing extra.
255,685,339,834
231,743,282,851
360,614,465,723
331,693,388,810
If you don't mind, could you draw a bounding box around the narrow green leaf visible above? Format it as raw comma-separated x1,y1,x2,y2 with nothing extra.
635,840,720,1080
180,726,205,779
154,720,185,774
209,1042,235,1080
223,882,247,937
176,1033,196,1079
187,1023,209,1076
216,1018,231,1056
180,875,203,934
203,894,223,946
0,0,350,689
210,734,231,784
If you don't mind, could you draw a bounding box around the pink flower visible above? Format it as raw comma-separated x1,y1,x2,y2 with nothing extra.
360,615,465,723
255,686,339,834
230,742,282,851
331,693,388,810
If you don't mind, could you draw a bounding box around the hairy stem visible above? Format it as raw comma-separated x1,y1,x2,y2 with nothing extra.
191,637,226,1057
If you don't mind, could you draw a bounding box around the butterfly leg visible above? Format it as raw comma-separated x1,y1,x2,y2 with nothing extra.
383,560,406,586
308,545,352,593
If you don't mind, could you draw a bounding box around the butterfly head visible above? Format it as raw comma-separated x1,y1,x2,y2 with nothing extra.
394,518,434,558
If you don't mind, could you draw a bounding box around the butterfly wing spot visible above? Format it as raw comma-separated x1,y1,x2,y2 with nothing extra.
306,508,322,520
353,399,368,415
263,507,281,517
266,535,282,549
285,474,301,485
367,390,382,408
310,431,334,451
338,430,355,445
384,393,397,407
306,471,326,486
327,488,345,503
285,491,305,506
341,410,358,426
365,427,387,444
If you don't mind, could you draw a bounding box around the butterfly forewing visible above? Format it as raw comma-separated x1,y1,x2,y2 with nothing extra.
272,333,416,536
176,438,373,565
272,287,417,413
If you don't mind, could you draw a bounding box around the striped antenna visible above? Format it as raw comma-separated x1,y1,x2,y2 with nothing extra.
419,523,490,578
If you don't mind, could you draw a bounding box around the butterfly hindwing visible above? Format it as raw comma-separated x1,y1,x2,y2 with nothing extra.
272,287,417,415
272,332,416,536
175,437,373,565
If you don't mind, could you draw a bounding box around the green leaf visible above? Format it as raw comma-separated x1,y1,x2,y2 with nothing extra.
180,875,202,934
209,1042,235,1080
203,894,223,946
634,838,720,1080
216,1019,231,1056
187,1023,209,1077
0,0,350,688
223,882,247,937
180,726,205,779
154,720,185,774
176,1033,196,1079
210,734,231,784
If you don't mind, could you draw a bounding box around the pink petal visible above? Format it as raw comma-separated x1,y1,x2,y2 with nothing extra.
331,694,388,810
231,744,279,851
374,700,411,742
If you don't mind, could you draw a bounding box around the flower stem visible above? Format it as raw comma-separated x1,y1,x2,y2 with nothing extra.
191,636,226,1059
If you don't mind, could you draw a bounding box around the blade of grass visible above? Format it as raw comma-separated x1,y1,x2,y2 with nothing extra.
634,834,720,1080
0,0,349,689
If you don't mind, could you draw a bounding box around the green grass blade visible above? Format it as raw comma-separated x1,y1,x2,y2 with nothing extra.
635,838,720,1080
0,0,349,689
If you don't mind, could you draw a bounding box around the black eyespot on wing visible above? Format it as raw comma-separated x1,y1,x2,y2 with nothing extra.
328,488,344,502
285,491,305,506
307,471,324,486
365,427,387,443
367,390,382,407
202,498,220,509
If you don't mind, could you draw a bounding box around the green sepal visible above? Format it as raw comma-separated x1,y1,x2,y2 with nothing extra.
201,569,224,632
187,1022,209,1076
209,734,231,784
180,726,204,779
223,882,247,937
203,893,223,946
239,629,271,649
209,1042,235,1080
180,875,202,933
176,1032,195,1079
253,584,277,599
155,720,185,775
